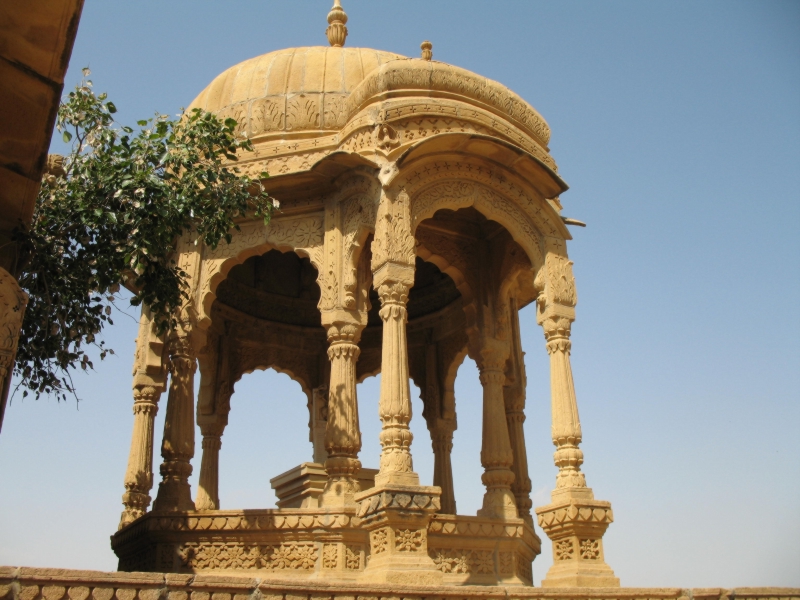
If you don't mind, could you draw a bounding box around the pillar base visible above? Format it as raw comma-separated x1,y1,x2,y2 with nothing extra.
535,493,619,588
355,483,442,585
477,487,518,520
541,560,620,587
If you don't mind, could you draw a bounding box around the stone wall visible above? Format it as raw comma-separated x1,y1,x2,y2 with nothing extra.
1,567,797,600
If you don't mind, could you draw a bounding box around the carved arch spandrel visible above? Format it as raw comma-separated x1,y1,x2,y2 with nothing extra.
231,335,324,413
195,214,325,329
406,178,545,274
414,233,475,307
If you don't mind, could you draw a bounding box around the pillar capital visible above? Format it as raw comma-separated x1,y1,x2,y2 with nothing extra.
373,262,414,293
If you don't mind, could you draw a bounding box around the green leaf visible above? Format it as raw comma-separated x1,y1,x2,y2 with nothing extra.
62,131,72,143
106,102,117,113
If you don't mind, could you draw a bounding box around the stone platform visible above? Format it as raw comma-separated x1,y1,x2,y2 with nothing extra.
110,507,539,586
1,567,798,600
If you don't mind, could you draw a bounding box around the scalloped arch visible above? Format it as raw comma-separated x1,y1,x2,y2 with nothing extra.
195,215,325,330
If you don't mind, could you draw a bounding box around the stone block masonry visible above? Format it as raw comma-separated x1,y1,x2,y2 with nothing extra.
0,567,798,600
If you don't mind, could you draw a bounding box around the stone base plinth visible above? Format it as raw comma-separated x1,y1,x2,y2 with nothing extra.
428,514,541,586
270,462,378,509
111,505,540,585
536,495,619,588
2,567,798,600
355,484,443,585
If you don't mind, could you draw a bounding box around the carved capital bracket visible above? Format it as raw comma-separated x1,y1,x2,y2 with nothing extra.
372,189,415,274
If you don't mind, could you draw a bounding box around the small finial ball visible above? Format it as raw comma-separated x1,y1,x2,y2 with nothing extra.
421,41,433,61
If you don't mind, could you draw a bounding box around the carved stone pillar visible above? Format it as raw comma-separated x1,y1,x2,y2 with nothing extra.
0,267,28,433
119,385,163,528
428,418,457,514
195,418,226,511
374,271,419,487
311,386,329,464
371,187,419,488
153,329,197,512
534,254,618,587
319,315,364,507
476,337,518,519
505,299,533,523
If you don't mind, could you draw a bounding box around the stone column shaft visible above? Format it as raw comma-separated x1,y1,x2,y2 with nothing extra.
375,275,419,487
430,421,457,514
477,345,518,519
119,385,162,528
153,334,196,512
507,409,532,521
545,323,587,492
195,431,222,511
506,301,533,522
320,317,364,506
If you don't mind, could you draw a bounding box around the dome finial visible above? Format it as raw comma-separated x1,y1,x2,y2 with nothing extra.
326,0,348,47
421,41,432,61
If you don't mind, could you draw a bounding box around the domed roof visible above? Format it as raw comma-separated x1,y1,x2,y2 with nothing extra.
188,46,406,136
188,44,553,149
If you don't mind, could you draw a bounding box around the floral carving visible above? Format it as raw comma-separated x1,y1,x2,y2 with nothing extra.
178,542,318,571
555,539,574,560
432,549,470,574
580,538,600,560
472,550,494,574
345,546,361,570
249,98,284,135
322,544,338,569
371,528,389,554
547,254,577,307
286,94,320,130
372,190,415,271
395,529,423,552
498,551,514,575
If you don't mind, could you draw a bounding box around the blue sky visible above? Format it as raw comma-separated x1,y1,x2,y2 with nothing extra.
1,0,798,588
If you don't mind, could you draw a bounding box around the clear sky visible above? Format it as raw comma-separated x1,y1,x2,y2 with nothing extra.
1,0,798,588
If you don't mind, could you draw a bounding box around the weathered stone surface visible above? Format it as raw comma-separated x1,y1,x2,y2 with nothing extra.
0,569,798,600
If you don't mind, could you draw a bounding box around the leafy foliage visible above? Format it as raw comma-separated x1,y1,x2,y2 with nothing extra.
13,69,273,400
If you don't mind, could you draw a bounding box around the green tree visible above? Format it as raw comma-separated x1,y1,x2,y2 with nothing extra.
12,69,273,401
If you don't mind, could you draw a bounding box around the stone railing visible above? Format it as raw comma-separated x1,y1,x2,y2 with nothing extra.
1,567,798,600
